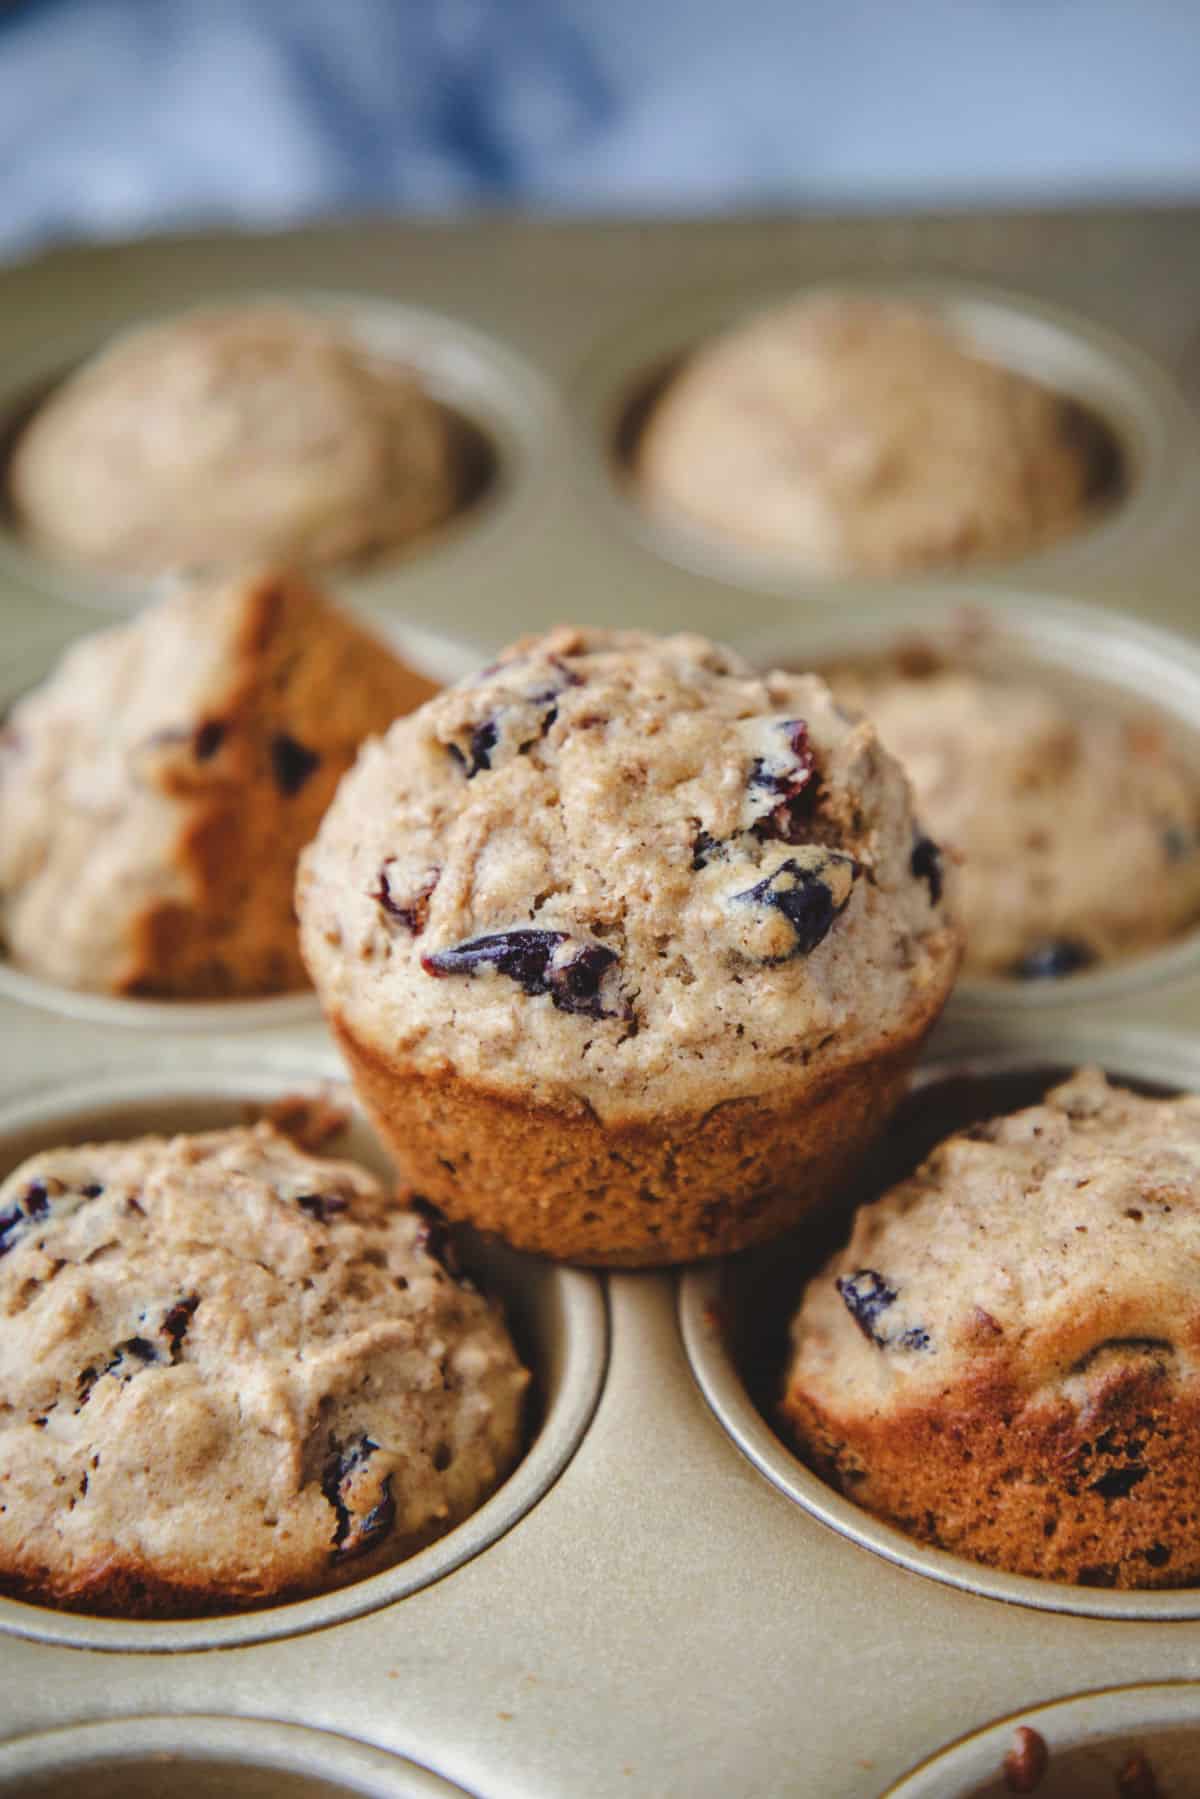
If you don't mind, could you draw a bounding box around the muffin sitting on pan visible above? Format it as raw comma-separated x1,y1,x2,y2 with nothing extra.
7,304,462,576
297,625,961,1266
0,569,436,999
0,1122,528,1615
782,1069,1200,1590
636,294,1113,576
831,659,1200,980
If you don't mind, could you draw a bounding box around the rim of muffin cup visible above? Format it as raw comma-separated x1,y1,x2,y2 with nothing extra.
0,289,554,616
0,1716,472,1797
744,588,1200,1011
576,274,1197,595
0,1050,609,1651
679,1023,1200,1622
882,1681,1200,1798
0,615,472,1031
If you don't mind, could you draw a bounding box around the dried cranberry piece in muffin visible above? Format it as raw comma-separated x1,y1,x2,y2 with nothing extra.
370,863,440,936
910,834,944,906
1012,938,1096,980
322,1433,396,1560
423,929,624,1020
729,852,860,963
746,719,820,844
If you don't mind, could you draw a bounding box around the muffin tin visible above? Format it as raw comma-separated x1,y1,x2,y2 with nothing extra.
3,210,1200,1795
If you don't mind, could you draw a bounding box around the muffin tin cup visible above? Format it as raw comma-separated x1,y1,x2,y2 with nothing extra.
884,1682,1200,1798
575,268,1194,604
0,1716,473,1797
573,273,1199,604
744,588,1200,1016
1,213,1200,1796
0,1053,608,1651
680,1022,1200,1622
0,289,557,619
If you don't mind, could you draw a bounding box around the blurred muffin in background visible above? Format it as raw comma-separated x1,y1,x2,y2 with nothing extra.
636,294,1115,576
0,568,437,999
7,305,461,576
831,657,1200,980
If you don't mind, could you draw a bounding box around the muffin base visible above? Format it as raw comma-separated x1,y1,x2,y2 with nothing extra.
333,998,947,1267
782,1353,1200,1590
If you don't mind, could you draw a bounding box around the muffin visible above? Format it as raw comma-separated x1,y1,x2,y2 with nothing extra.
830,662,1200,979
781,1068,1200,1589
297,626,962,1266
7,304,459,576
0,568,437,998
0,1122,529,1616
636,294,1110,576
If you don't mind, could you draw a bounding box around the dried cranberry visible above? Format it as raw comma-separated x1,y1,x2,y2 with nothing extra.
193,720,226,761
269,733,320,795
423,929,623,1019
1012,939,1095,981
910,834,943,906
749,720,819,845
370,864,439,935
447,717,499,778
322,1433,396,1559
731,857,856,961
409,1196,470,1283
296,1193,349,1224
837,1269,898,1344
162,1294,200,1358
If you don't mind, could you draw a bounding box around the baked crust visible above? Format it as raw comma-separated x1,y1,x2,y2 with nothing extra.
332,955,955,1266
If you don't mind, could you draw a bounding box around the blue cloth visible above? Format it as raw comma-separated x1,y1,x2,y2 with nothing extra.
1,0,1199,258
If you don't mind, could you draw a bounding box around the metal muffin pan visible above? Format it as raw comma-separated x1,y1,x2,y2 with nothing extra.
2,212,1200,1795
746,589,1200,1020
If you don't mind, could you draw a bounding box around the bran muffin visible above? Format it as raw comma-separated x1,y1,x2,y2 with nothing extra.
297,626,961,1266
0,1123,528,1616
636,294,1109,576
7,304,459,576
830,663,1200,980
781,1069,1200,1589
0,569,437,998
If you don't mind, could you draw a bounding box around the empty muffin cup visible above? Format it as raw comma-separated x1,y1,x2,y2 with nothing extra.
746,591,1200,1008
0,1053,607,1650
680,1023,1200,1619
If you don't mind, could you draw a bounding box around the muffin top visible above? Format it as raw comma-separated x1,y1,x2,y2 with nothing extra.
0,569,436,998
636,295,1105,576
0,1123,528,1613
298,626,960,1121
833,664,1200,977
7,304,458,576
784,1069,1200,1417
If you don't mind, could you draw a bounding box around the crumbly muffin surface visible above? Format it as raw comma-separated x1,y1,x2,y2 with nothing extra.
8,305,458,575
835,666,1200,977
0,1123,528,1614
637,295,1102,575
0,570,436,997
298,627,959,1121
781,1070,1200,1585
